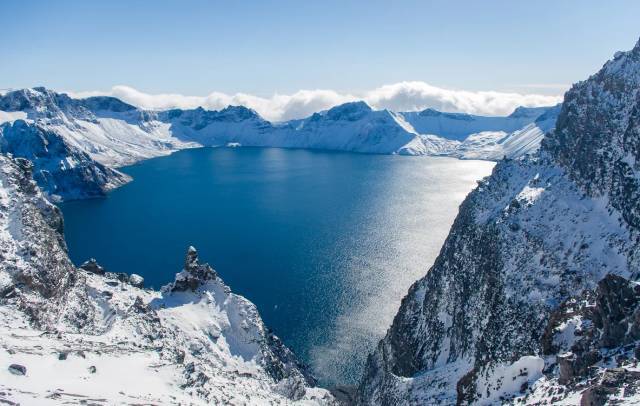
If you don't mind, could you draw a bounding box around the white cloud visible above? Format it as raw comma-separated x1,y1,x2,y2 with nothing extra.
364,81,562,116
69,82,563,122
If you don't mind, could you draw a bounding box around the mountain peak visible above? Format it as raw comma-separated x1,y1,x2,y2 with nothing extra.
170,246,218,292
417,107,443,117
79,96,137,112
416,108,475,121
507,105,551,119
220,104,261,119
326,101,372,121
31,86,50,94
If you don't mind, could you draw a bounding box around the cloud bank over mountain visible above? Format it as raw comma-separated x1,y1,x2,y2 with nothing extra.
70,82,562,122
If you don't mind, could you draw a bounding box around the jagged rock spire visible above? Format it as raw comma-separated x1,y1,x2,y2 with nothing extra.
171,246,217,292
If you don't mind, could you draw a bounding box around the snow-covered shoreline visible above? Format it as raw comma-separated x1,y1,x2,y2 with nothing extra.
0,87,559,201
0,154,335,404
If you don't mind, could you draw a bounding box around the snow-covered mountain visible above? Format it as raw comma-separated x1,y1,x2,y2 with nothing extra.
0,87,197,167
0,153,335,404
0,87,559,200
400,105,556,141
453,104,561,160
357,40,640,405
0,120,130,201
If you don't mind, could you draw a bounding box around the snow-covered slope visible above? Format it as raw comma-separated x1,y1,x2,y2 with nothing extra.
0,154,334,405
399,105,558,142
269,102,422,154
454,105,561,160
357,40,640,405
0,87,197,167
0,88,560,200
155,101,558,159
0,120,130,201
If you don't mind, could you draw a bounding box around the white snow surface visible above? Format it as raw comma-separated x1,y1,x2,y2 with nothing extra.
474,356,545,405
0,154,334,405
0,88,559,168
0,278,332,405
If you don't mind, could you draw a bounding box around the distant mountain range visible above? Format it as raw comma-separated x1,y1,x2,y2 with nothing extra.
0,87,560,200
1,36,640,406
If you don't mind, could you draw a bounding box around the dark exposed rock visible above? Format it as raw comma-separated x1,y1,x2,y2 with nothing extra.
580,368,640,406
540,274,640,403
543,42,640,233
329,385,356,405
358,40,640,405
0,153,331,402
580,385,612,406
264,328,317,387
557,351,601,385
79,259,105,275
8,364,26,375
0,285,17,299
106,272,130,283
0,120,130,201
101,290,113,299
128,274,144,288
130,296,150,314
592,275,640,347
274,376,307,401
170,247,217,292
175,350,186,364
0,155,97,331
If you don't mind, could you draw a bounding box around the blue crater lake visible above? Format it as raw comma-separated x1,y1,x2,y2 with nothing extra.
59,147,494,386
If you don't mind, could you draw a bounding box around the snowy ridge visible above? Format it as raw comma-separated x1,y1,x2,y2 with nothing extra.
0,120,130,201
0,88,559,201
399,105,557,142
357,40,640,405
0,87,197,168
0,154,334,405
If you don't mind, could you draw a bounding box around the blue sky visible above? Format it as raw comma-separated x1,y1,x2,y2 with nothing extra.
1,1,639,118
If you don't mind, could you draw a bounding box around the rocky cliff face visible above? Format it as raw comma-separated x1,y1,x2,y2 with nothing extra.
0,154,333,404
544,43,640,237
0,120,130,201
357,40,640,405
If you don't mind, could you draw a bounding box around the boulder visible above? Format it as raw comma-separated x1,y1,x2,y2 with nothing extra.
170,247,217,292
8,364,26,375
128,274,144,288
79,258,105,275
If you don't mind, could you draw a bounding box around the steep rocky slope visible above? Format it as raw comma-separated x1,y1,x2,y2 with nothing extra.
357,41,640,405
0,87,197,168
0,154,334,404
0,120,130,201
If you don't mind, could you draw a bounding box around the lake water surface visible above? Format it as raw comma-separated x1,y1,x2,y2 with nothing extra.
59,147,494,386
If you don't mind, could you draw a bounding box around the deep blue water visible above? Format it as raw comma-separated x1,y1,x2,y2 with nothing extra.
59,147,493,385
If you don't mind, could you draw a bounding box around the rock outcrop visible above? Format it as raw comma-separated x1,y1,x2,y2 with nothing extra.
357,40,640,405
524,274,640,404
0,153,333,404
0,120,130,200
